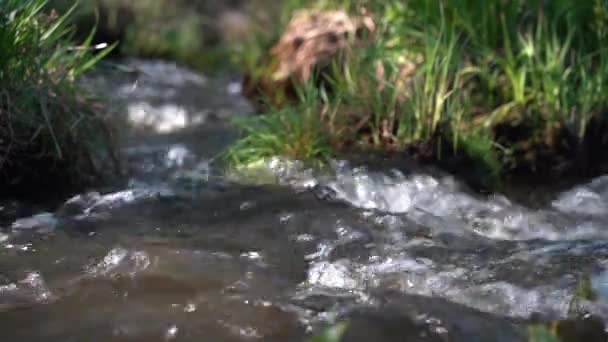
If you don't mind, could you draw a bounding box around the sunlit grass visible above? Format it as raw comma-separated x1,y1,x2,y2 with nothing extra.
226,82,333,167
230,0,608,185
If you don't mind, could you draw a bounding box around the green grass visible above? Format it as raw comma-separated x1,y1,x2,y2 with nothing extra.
0,0,117,196
229,0,608,187
226,81,332,168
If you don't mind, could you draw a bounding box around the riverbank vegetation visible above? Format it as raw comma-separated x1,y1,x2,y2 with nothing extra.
48,0,271,72
5,0,607,195
0,0,117,198
228,0,608,189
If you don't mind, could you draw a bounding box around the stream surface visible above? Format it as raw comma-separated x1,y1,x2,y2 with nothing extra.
1,60,608,342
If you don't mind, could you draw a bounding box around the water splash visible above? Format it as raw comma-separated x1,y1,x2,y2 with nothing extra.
86,247,151,277
315,161,608,241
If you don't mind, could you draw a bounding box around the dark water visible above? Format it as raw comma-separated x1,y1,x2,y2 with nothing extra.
1,60,608,342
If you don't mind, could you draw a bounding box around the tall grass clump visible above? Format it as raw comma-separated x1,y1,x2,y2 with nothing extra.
226,80,332,168
372,0,608,178
0,0,117,198
232,0,608,187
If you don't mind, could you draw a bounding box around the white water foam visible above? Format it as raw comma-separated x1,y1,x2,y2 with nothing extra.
321,162,608,241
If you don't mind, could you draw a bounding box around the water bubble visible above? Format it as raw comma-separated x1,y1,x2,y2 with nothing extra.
307,261,359,290
87,248,150,276
165,144,195,168
241,251,262,260
164,324,178,340
240,201,254,210
227,81,242,95
184,303,197,313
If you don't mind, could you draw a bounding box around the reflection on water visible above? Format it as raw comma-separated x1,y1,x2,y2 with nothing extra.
2,151,608,341
1,60,608,341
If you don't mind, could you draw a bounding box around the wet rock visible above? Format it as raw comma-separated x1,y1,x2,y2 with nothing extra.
311,184,341,203
58,188,175,221
292,291,360,314
57,192,103,217
529,315,608,342
552,315,607,342
339,314,444,342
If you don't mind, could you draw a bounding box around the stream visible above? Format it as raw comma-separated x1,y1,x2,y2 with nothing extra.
1,60,608,341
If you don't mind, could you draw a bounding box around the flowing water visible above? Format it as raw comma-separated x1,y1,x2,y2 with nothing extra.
1,60,608,341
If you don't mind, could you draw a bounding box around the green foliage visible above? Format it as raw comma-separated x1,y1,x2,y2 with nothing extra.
226,106,332,167
400,26,459,144
232,0,608,183
226,82,332,167
116,1,212,69
48,0,242,72
0,0,117,193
